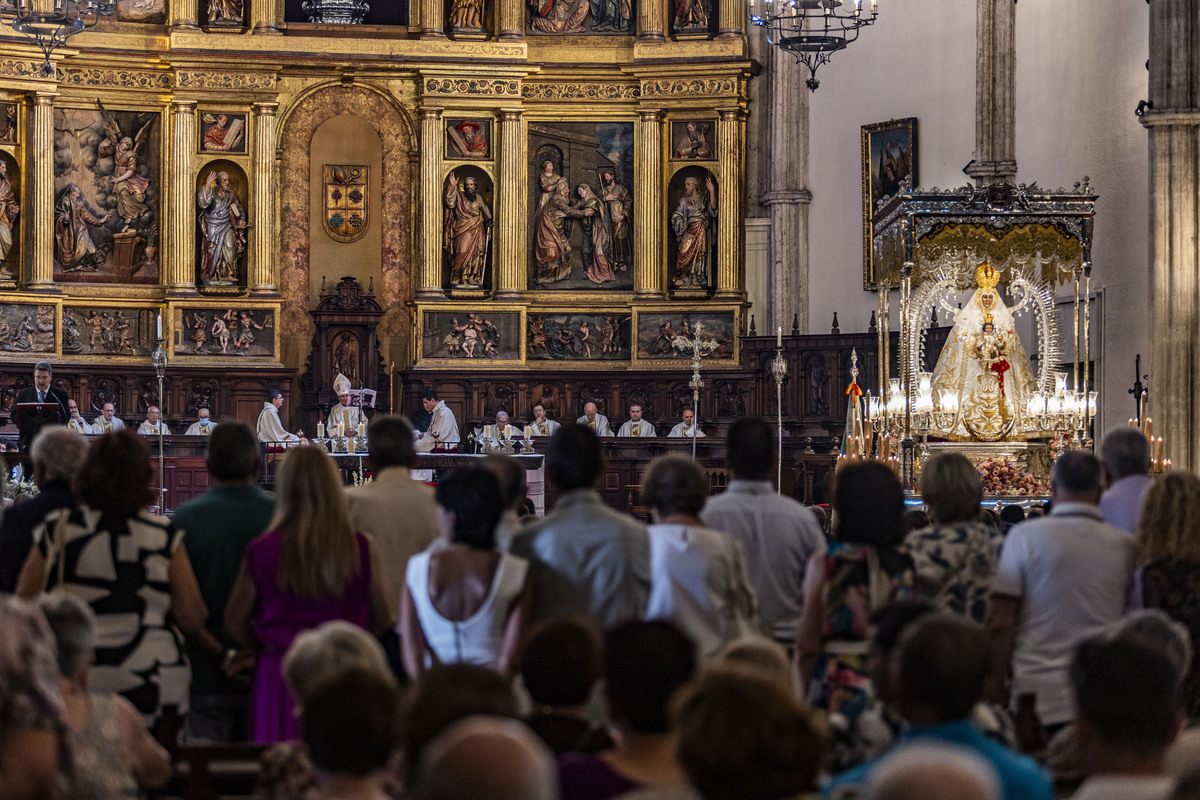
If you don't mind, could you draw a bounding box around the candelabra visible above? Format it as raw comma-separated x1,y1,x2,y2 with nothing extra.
1128,391,1169,475
1024,373,1095,452
908,372,958,440
688,323,705,462
151,323,166,514
770,340,787,494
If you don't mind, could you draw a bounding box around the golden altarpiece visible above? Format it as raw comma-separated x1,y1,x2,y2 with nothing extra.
0,0,755,440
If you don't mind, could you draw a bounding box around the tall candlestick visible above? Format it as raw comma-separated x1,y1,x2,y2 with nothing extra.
776,326,782,347
156,313,162,340
317,422,324,438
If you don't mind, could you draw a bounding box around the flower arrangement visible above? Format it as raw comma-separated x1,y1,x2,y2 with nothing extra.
3,479,39,503
977,457,1048,496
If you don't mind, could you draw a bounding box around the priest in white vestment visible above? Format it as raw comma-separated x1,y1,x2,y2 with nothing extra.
257,389,301,444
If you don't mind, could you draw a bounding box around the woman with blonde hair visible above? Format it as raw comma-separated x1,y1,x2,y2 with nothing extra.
1137,470,1200,719
905,451,1001,623
227,446,391,743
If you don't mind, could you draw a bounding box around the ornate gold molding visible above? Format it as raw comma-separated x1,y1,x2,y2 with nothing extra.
641,78,738,98
176,70,278,90
424,78,521,97
0,60,46,79
57,66,173,89
521,82,640,101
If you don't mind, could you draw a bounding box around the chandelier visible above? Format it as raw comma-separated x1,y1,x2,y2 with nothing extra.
749,0,878,92
4,0,114,77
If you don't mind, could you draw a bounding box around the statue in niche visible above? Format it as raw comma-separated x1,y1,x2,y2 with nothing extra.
671,174,717,288
673,0,707,31
197,169,248,285
443,171,492,287
529,0,588,33
0,162,19,280
207,0,244,24
450,0,485,31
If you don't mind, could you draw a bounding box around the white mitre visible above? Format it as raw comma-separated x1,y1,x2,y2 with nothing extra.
333,372,352,396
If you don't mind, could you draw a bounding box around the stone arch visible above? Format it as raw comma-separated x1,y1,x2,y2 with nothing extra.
278,83,416,343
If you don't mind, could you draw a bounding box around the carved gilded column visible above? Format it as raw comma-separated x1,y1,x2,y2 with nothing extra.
251,102,278,294
170,0,199,30
638,0,665,41
717,0,744,39
634,109,663,298
168,100,197,294
419,0,447,39
417,107,446,299
493,108,525,299
715,108,743,299
251,0,283,34
498,0,523,40
26,91,55,291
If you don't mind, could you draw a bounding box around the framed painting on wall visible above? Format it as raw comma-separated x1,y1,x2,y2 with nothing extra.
862,117,918,290
420,310,522,363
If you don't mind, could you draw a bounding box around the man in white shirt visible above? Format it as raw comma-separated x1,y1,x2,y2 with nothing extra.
666,409,705,438
616,404,656,438
327,373,364,436
185,407,217,436
65,399,90,435
987,450,1136,737
700,418,826,645
415,390,460,452
527,403,561,438
91,402,124,434
576,401,612,437
256,389,302,444
1098,426,1152,535
137,405,169,436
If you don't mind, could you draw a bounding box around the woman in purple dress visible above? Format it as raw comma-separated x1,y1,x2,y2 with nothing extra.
226,446,391,743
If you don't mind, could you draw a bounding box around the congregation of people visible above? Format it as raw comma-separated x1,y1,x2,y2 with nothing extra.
4,412,1200,800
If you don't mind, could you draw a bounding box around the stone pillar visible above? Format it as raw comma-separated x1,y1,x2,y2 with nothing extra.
419,0,447,39
26,91,55,291
251,0,283,34
1145,0,1200,469
638,0,665,42
714,107,744,299
498,0,523,40
717,0,744,40
759,45,810,332
251,102,279,294
417,107,446,299
494,108,525,299
634,109,663,299
965,0,1017,185
170,0,200,30
168,100,197,294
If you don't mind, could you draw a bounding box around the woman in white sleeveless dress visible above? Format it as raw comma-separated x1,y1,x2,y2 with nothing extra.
399,466,531,677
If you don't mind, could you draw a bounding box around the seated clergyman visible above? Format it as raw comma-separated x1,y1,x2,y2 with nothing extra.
137,406,170,436
617,404,656,438
185,407,216,436
91,402,124,434
528,403,561,437
667,409,705,438
576,402,612,437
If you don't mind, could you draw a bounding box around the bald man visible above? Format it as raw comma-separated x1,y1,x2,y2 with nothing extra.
416,716,557,800
575,401,612,437
864,744,1001,800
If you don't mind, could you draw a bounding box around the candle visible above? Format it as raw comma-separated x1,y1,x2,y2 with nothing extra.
337,422,344,438
505,424,514,439
358,421,365,438
1146,417,1153,440
776,326,782,347
156,313,162,340
524,425,533,439
317,422,324,439
484,424,492,440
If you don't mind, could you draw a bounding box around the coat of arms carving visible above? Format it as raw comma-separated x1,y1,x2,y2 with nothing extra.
323,165,369,243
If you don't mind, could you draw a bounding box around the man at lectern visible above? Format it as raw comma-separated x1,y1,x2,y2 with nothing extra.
14,361,70,451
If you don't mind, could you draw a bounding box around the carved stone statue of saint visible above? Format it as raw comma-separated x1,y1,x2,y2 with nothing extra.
671,174,717,288
443,172,492,287
0,162,19,280
197,169,248,285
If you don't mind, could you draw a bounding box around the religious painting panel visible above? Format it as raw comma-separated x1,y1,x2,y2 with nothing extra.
443,166,494,290
635,310,736,364
323,165,369,244
528,122,634,291
420,310,521,362
671,0,714,37
196,161,249,288
0,102,17,145
445,118,491,160
0,303,54,354
666,166,718,292
199,112,247,154
116,0,165,22
62,305,154,357
862,118,918,289
52,103,161,285
527,0,632,34
527,311,631,363
173,307,276,358
0,152,21,283
204,0,245,27
670,120,714,160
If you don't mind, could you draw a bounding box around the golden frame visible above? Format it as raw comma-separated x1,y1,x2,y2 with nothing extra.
170,301,281,363
416,304,526,366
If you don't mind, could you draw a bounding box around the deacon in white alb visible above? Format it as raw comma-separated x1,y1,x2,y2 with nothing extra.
415,390,460,451
257,389,302,444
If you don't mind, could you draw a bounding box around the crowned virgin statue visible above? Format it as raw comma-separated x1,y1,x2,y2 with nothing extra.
929,262,1040,441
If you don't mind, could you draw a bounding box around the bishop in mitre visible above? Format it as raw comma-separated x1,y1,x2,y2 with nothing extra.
327,372,364,435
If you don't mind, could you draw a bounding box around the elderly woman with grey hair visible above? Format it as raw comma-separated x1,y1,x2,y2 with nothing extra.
38,593,171,799
640,454,761,659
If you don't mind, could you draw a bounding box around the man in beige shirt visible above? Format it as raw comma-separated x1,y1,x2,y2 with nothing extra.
344,415,441,634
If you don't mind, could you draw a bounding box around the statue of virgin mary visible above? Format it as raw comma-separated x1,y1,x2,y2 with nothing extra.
929,262,1040,441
